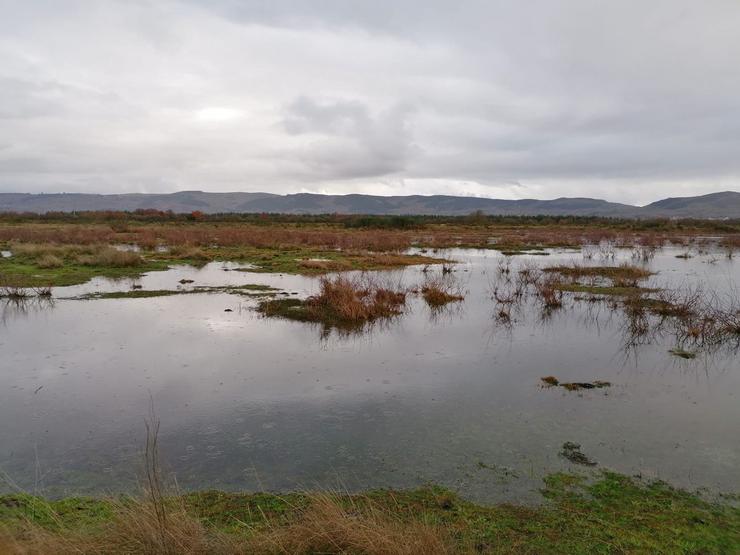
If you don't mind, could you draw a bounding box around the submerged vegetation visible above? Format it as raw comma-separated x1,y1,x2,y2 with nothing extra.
0,471,737,554
540,377,612,391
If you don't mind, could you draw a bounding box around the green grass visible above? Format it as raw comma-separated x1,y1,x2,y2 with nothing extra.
219,246,445,274
1,472,737,553
0,243,446,287
0,258,171,287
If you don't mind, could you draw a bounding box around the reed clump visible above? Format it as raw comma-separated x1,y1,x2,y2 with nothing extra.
421,278,465,307
534,274,563,308
259,276,407,329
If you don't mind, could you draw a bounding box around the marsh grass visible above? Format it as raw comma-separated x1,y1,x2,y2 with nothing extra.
534,274,563,309
259,275,407,331
543,263,653,282
36,254,63,269
420,277,465,308
2,472,738,554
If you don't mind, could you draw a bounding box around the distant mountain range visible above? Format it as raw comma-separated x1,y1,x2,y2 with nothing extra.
0,190,738,218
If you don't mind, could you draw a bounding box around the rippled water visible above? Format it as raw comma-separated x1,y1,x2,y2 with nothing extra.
1,247,738,502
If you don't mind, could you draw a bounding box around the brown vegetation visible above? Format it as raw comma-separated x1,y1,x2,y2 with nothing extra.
421,278,465,307
259,276,407,329
1,216,738,256
543,263,652,283
534,274,563,308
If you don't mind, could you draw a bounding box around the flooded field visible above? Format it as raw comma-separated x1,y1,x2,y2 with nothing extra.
1,246,738,503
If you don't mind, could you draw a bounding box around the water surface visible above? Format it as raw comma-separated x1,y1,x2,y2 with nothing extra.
1,247,738,502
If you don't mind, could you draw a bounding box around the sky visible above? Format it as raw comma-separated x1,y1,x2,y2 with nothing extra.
1,1,739,205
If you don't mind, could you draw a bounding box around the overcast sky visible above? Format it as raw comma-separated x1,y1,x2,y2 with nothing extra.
1,1,739,204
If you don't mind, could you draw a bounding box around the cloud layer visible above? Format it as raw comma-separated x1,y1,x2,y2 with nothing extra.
1,0,739,204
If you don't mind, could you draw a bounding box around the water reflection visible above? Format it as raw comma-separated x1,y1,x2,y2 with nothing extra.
1,295,55,325
0,247,738,501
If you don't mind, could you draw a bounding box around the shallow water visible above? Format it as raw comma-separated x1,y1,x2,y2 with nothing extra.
1,247,738,502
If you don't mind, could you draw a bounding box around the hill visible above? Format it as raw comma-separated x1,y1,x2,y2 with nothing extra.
0,190,737,218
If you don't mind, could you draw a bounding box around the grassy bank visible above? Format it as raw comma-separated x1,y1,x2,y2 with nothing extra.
0,472,737,554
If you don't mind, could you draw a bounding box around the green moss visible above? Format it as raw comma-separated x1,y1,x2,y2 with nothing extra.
1,472,737,553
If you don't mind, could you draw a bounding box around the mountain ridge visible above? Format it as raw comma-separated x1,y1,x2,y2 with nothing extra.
0,190,737,218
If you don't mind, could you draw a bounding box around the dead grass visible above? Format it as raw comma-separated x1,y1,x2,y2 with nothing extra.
35,254,63,269
2,220,734,256
534,274,563,308
246,493,453,555
7,242,143,268
0,493,455,555
543,263,652,282
76,248,142,268
421,278,465,307
168,245,213,262
309,276,406,322
297,258,352,272
259,276,407,329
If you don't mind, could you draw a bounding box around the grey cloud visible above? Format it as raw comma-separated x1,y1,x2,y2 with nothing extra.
0,0,739,203
283,97,415,180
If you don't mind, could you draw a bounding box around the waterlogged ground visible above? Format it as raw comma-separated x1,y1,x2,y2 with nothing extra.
0,247,738,503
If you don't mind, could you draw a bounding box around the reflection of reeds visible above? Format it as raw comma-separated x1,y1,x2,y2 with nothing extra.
0,295,55,325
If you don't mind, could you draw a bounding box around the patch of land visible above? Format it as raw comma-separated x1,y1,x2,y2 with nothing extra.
543,264,653,282
258,276,407,332
71,284,281,300
556,283,658,296
0,472,737,554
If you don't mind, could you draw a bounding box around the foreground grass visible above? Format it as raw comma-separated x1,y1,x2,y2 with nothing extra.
0,472,737,554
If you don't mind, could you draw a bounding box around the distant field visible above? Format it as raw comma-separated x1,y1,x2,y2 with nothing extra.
1,212,738,287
